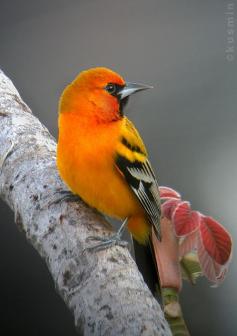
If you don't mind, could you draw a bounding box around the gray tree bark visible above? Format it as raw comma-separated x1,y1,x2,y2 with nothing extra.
0,69,171,336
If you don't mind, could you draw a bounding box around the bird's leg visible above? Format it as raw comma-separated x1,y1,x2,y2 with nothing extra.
85,218,129,252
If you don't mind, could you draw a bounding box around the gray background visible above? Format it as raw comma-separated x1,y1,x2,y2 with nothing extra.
0,0,236,335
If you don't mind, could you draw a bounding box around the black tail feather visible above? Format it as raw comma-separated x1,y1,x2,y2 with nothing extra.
133,238,161,302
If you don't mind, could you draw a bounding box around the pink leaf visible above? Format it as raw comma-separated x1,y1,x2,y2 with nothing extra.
199,216,232,265
162,198,181,220
179,230,199,258
197,233,219,283
197,233,231,285
172,202,201,237
215,260,232,285
159,186,181,200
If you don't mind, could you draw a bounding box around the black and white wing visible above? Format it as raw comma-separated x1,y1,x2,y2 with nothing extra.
115,118,161,240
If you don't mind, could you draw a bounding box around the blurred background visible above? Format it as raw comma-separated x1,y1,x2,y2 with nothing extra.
0,0,236,335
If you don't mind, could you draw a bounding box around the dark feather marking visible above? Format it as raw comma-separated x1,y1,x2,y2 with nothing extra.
115,154,161,240
116,155,141,189
121,136,145,155
105,83,129,117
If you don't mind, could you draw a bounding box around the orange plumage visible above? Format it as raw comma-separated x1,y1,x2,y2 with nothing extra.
57,67,161,244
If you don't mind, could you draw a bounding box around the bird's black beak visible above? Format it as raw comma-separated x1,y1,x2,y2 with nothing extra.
119,82,153,100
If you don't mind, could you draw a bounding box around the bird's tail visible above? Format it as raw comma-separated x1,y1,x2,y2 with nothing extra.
133,238,160,298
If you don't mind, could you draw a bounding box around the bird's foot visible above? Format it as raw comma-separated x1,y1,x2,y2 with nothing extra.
85,234,128,252
84,218,129,252
47,190,80,207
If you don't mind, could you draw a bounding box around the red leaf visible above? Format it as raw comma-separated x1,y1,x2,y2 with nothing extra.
159,186,181,200
162,199,181,220
173,202,201,237
199,216,232,265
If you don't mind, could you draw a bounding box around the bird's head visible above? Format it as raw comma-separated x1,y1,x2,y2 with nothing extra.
59,67,152,124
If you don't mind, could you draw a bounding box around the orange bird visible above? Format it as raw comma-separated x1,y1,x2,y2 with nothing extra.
57,67,161,248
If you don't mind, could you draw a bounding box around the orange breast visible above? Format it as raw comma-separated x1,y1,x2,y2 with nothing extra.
57,113,143,220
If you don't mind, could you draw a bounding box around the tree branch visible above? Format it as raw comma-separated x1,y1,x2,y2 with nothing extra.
0,69,171,336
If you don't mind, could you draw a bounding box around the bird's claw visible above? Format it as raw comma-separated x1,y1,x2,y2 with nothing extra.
47,190,80,207
84,233,128,253
87,235,113,242
84,218,129,252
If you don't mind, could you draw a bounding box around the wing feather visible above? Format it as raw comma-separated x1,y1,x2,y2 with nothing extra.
115,118,161,240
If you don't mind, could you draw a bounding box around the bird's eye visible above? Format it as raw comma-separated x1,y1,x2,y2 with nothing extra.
105,83,117,95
